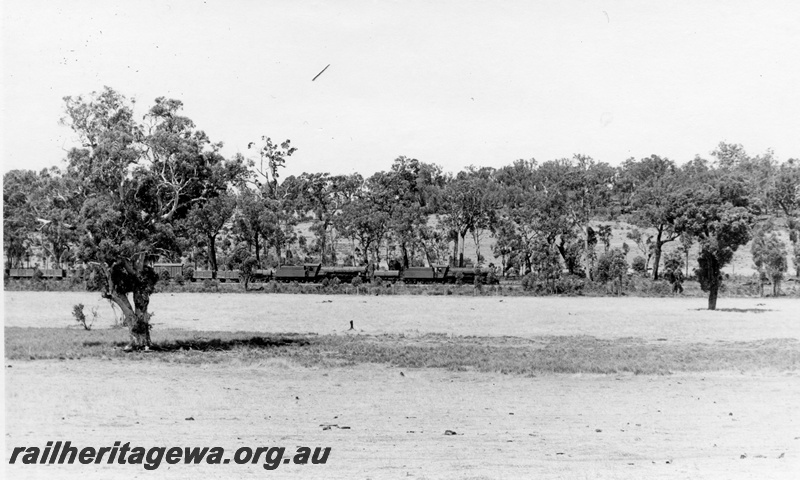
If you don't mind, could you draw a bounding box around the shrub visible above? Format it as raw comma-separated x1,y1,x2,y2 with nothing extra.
631,256,647,275
32,267,44,282
556,276,585,295
594,249,629,295
174,273,185,286
351,276,363,287
183,266,195,282
520,273,536,291
159,270,171,284
72,303,93,331
70,273,85,288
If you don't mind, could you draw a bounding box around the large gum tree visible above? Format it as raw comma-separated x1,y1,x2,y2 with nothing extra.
675,166,753,310
62,87,227,348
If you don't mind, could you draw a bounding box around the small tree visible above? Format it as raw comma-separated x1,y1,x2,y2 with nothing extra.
626,228,653,272
596,224,613,253
237,256,259,291
662,250,685,293
677,171,753,310
751,225,788,296
631,256,647,276
72,303,94,331
594,248,628,295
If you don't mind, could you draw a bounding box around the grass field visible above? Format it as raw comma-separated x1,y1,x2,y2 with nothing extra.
6,328,800,375
5,292,800,479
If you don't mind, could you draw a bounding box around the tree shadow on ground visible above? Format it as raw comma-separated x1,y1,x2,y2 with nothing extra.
148,336,311,352
694,308,775,313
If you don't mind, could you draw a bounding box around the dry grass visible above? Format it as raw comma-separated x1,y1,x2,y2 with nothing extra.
6,327,800,375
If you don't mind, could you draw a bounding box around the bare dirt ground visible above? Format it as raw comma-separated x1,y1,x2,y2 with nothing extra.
5,360,799,479
4,292,799,342
5,293,800,478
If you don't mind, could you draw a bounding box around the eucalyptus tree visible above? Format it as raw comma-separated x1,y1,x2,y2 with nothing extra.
675,166,754,310
386,157,446,267
751,223,788,296
530,156,615,280
236,138,300,265
712,142,777,214
440,166,498,267
768,158,800,276
334,174,390,266
61,87,228,348
493,159,573,275
618,155,685,279
3,170,39,268
185,190,236,277
248,137,297,200
30,168,81,268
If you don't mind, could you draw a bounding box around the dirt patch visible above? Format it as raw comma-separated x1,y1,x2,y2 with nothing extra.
5,292,799,342
5,360,799,479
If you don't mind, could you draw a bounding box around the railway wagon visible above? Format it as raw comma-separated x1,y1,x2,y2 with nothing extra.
445,267,497,284
216,270,241,282
320,266,369,283
400,265,450,284
252,269,273,282
193,270,214,280
153,263,183,277
373,269,401,283
188,269,263,282
6,268,66,279
274,264,322,283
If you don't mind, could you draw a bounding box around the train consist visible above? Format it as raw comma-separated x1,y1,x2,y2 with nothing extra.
6,263,498,285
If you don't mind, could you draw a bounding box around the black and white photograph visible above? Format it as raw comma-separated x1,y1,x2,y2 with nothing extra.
3,1,799,478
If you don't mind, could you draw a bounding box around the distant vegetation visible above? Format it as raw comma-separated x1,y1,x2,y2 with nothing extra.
3,87,799,346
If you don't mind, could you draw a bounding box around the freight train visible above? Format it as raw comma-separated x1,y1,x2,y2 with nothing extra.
6,263,498,285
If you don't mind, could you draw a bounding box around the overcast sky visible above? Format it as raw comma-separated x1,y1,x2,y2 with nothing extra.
2,0,799,178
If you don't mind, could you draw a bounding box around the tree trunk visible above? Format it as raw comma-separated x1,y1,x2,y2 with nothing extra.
401,242,409,268
208,234,218,279
254,231,261,264
708,282,718,310
110,290,151,349
773,278,780,297
685,251,690,277
361,241,370,266
130,289,152,347
556,239,567,272
583,225,592,280
459,229,468,267
320,230,327,264
373,244,381,267
452,231,459,267
473,230,482,266
652,230,663,281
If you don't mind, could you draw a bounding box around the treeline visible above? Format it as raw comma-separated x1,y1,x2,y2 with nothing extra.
3,88,800,328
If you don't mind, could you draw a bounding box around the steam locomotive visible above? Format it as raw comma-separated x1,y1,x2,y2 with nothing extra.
6,263,497,285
